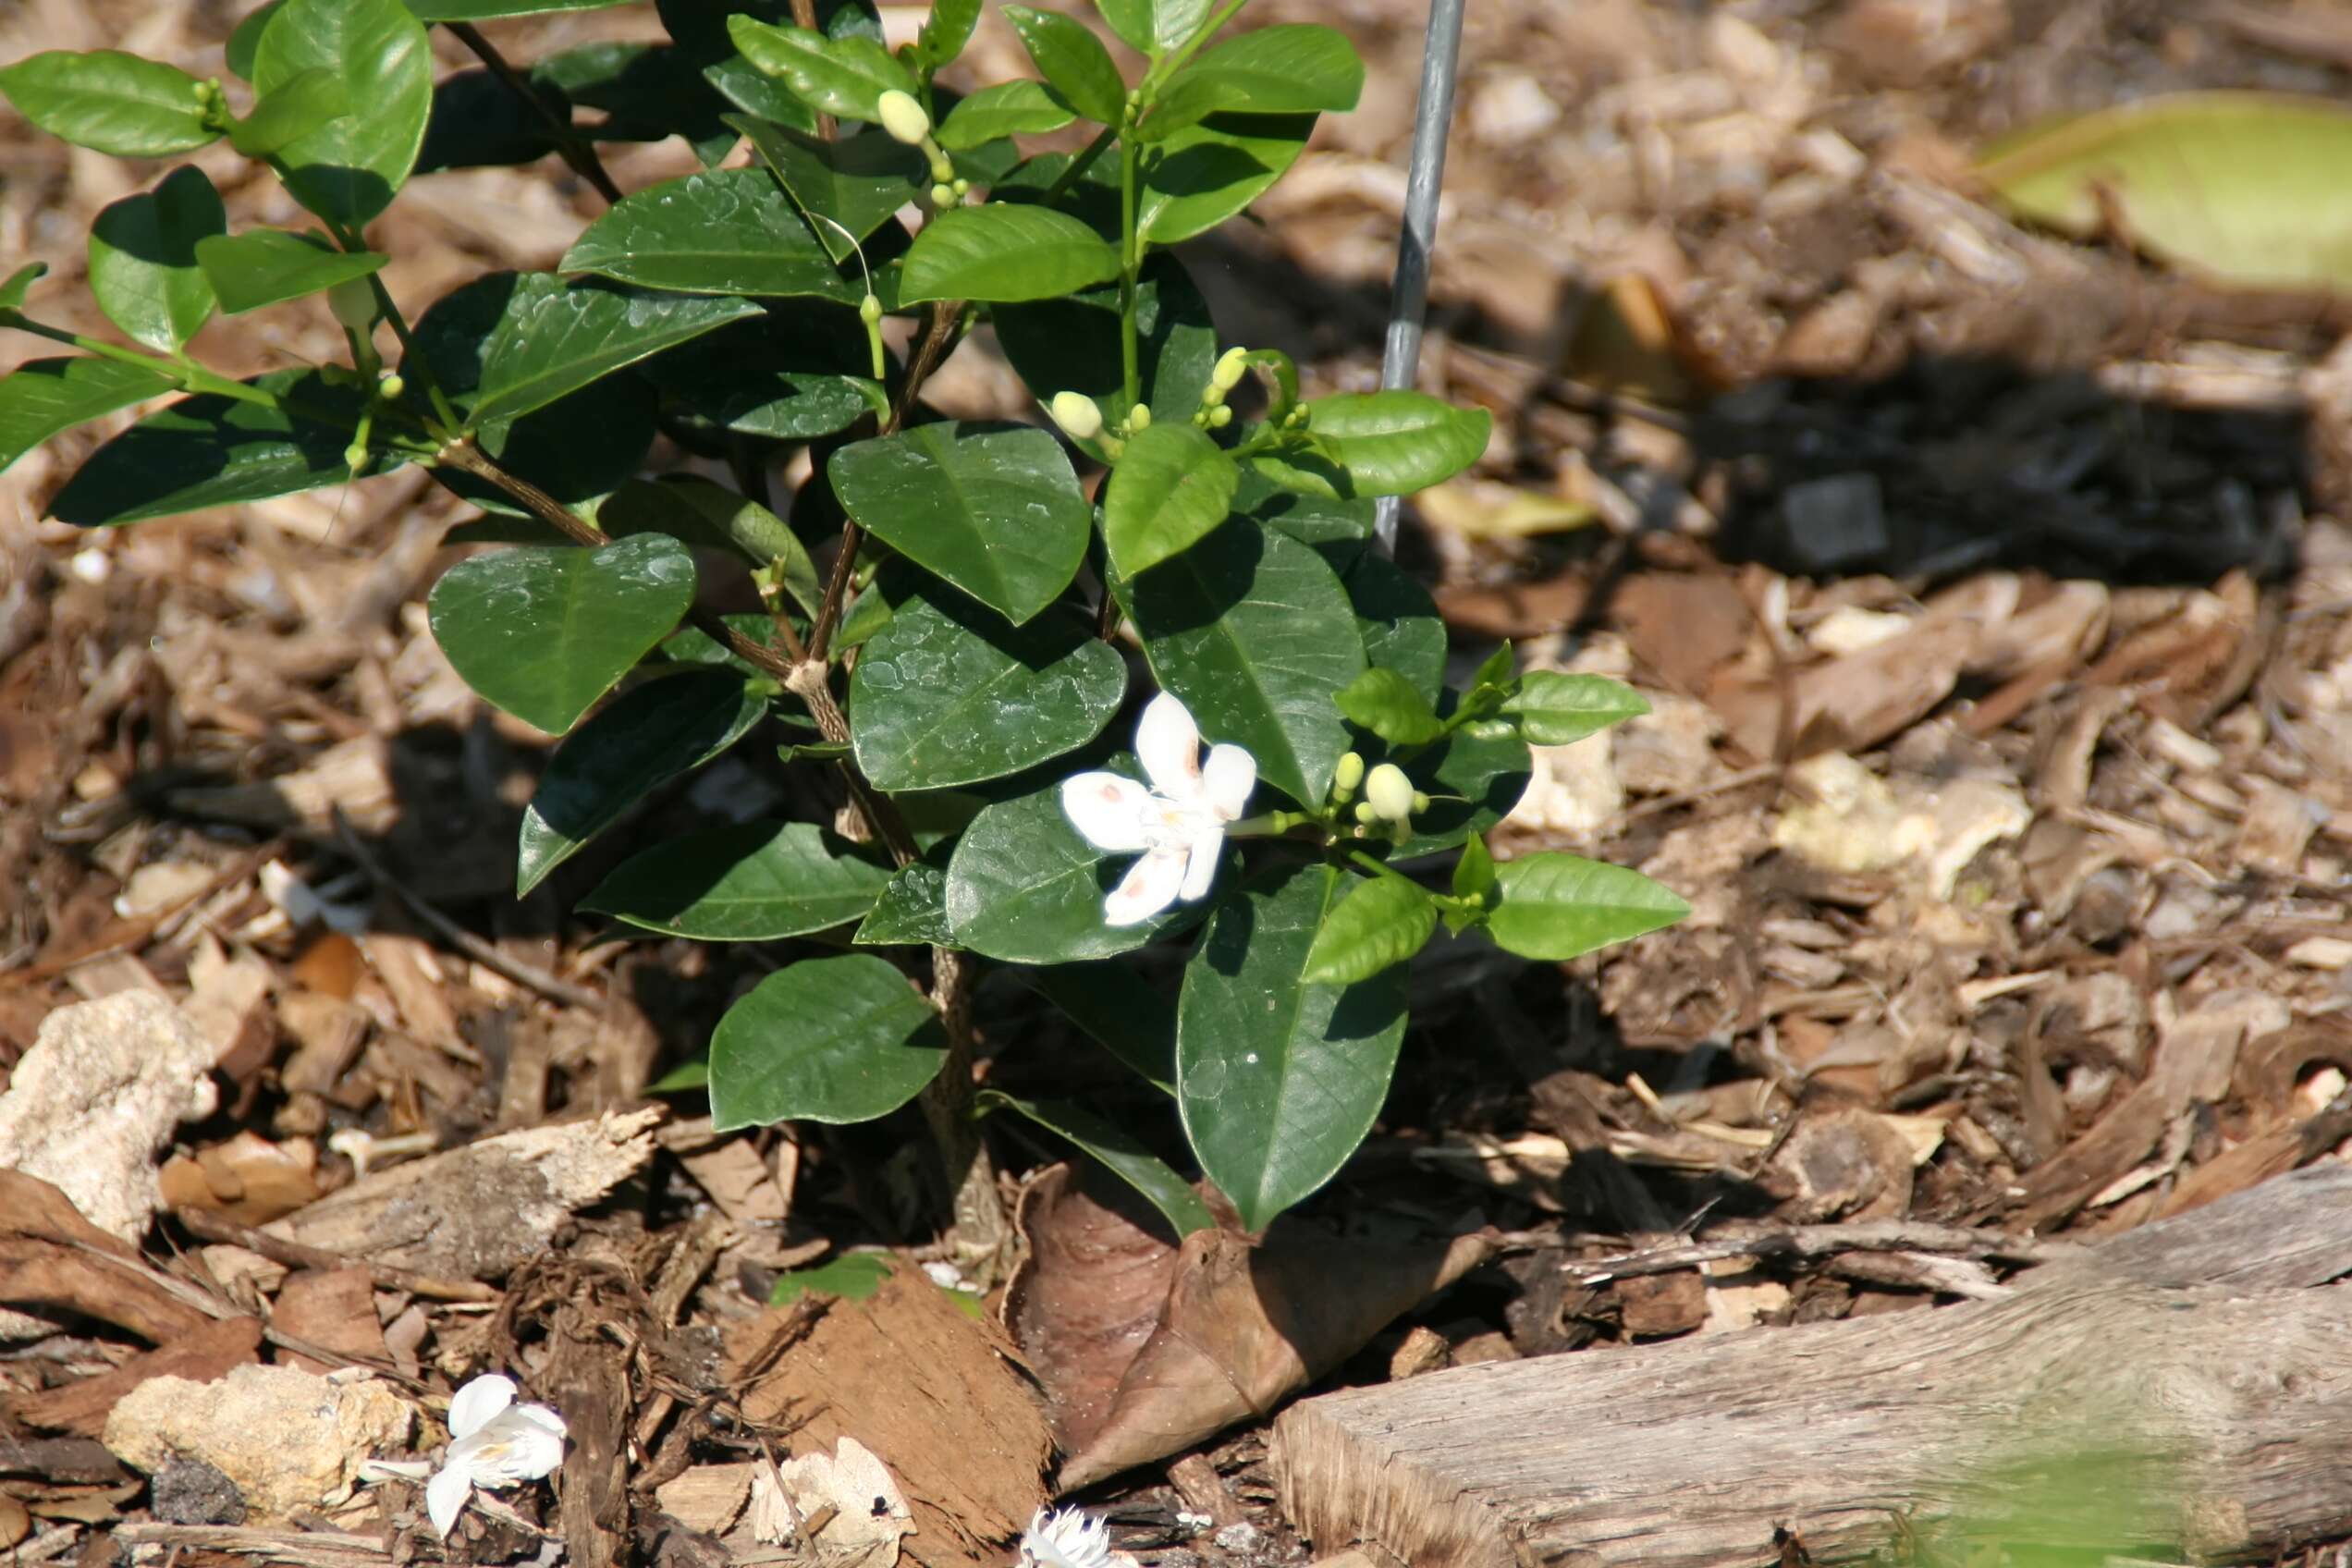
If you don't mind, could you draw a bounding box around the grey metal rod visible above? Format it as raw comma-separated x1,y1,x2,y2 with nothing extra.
1373,0,1469,553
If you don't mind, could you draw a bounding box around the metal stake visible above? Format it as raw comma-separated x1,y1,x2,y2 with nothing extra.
1374,0,1469,554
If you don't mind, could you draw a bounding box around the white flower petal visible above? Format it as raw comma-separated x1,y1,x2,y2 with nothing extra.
507,1402,570,1445
1179,827,1223,903
1104,846,1187,926
446,1374,517,1441
1201,743,1256,820
1134,692,1205,800
425,1463,474,1538
454,1410,568,1485
1061,772,1155,852
1023,1507,1113,1568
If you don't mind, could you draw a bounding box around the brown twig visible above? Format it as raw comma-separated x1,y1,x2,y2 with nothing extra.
447,22,624,205
173,1206,498,1304
916,948,1012,1275
1566,1219,2087,1284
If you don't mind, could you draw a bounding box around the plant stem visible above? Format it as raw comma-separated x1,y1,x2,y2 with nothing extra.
0,313,279,408
917,948,1013,1278
1118,129,1141,415
1040,125,1116,206
448,21,623,205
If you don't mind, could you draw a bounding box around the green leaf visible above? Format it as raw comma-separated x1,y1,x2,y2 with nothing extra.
1387,717,1530,859
517,668,768,894
647,1057,707,1093
1452,833,1496,902
426,534,698,735
937,80,1074,150
560,168,853,300
709,954,948,1132
1023,961,1176,1092
727,18,913,123
227,66,349,157
406,0,635,17
641,308,885,443
993,253,1216,434
1096,0,1210,56
194,230,386,316
945,769,1207,962
0,358,178,476
1333,666,1442,748
226,4,284,80
0,51,217,157
1302,872,1436,986
1504,672,1649,746
1103,422,1238,578
0,262,47,312
252,0,433,227
1145,25,1361,139
917,0,984,73
48,370,380,527
603,476,820,610
851,591,1125,790
767,1251,893,1304
472,274,764,424
1121,520,1364,808
1177,861,1404,1231
899,203,1122,304
1241,472,1374,549
732,117,925,263
1978,92,2352,293
583,821,893,939
1487,851,1689,962
827,422,1089,625
986,1092,1215,1237
853,851,953,947
1003,6,1126,126
417,68,567,173
1337,547,1445,701
87,168,225,356
1250,391,1489,500
1139,111,1315,243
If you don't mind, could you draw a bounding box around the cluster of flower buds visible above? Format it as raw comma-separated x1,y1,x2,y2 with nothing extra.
1194,346,1248,430
877,90,968,207
1331,751,1426,838
1048,391,1153,455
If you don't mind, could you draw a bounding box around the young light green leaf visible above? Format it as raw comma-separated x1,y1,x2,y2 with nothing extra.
850,594,1126,790
472,275,765,424
1452,832,1496,902
1145,24,1361,139
560,168,853,300
0,358,178,476
827,422,1089,625
47,369,381,527
731,117,925,263
1487,851,1689,962
917,0,984,73
1121,521,1364,808
89,167,226,354
1003,6,1127,126
1470,640,1515,693
1301,872,1436,986
1333,667,1441,747
599,476,820,610
251,0,432,227
726,18,915,122
985,1092,1216,1237
426,533,699,736
1095,0,1210,57
0,262,47,312
583,821,893,940
1504,671,1650,746
936,80,1075,150
1177,861,1406,1231
1251,390,1490,499
1102,421,1238,578
1138,110,1315,243
0,51,217,157
516,667,767,894
227,66,349,156
709,954,948,1132
194,230,386,316
899,203,1122,304
994,253,1218,431
946,770,1203,962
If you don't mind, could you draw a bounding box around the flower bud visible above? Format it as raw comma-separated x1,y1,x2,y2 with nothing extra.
343,442,371,475
859,293,883,325
1354,801,1379,826
1207,404,1232,429
877,90,932,147
1333,752,1365,795
1412,790,1431,815
951,178,970,196
1128,403,1150,432
327,276,377,334
1211,346,1248,392
1365,763,1415,823
1199,383,1225,410
377,372,404,400
929,181,956,206
930,152,954,183
1048,390,1103,442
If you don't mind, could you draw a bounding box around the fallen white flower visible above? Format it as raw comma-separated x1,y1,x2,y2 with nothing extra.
424,1374,568,1538
1020,1506,1115,1568
1060,692,1256,926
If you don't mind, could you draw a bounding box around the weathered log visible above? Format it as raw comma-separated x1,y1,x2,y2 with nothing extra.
1271,1167,2352,1568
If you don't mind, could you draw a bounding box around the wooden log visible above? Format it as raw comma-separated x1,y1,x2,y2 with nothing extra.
1271,1167,2352,1568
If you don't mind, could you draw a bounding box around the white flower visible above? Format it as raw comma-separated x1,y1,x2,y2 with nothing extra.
1060,692,1255,927
424,1374,568,1538
1363,762,1416,823
1020,1507,1113,1568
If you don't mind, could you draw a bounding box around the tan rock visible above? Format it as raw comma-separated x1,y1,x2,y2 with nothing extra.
104,1365,417,1522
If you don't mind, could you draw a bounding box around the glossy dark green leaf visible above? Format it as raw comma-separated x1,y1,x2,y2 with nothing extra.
195,230,386,316
732,117,925,263
416,68,568,173
1249,391,1490,500
917,0,984,72
1003,6,1126,126
827,421,1089,625
945,768,1204,962
0,358,178,476
994,253,1216,435
1387,717,1529,859
1139,111,1315,243
227,66,349,156
0,51,217,157
985,1091,1214,1237
1177,861,1404,1231
516,667,767,894
48,370,381,527
639,310,886,442
1095,0,1210,57
1103,421,1237,579
405,0,634,17
0,262,47,312
583,820,892,939
709,954,946,1131
252,0,432,227
899,203,1121,304
1301,872,1434,985
561,168,853,300
1336,547,1445,701
533,39,734,155
1023,961,1176,1091
1503,671,1650,746
1146,25,1361,139
472,274,764,424
851,592,1125,790
226,4,284,80
1334,667,1440,747
88,167,225,354
853,850,953,947
448,373,658,518
1121,520,1363,808
1242,472,1375,549
1487,851,1689,962
727,18,913,122
426,533,698,736
936,80,1073,150
599,476,818,607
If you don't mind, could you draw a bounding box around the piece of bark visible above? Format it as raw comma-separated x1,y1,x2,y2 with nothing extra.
550,1296,633,1568
9,1315,262,1436
1272,1167,2352,1568
271,1268,388,1376
0,1172,211,1344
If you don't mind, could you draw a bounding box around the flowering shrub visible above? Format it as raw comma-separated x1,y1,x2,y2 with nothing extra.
0,0,1686,1238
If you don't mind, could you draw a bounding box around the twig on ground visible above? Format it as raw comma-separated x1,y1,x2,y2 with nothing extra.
1564,1219,2088,1283
173,1206,499,1304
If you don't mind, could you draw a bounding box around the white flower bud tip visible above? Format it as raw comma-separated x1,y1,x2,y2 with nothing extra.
1365,763,1415,823
1210,347,1249,391
1333,751,1365,794
1049,391,1103,442
877,90,932,146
